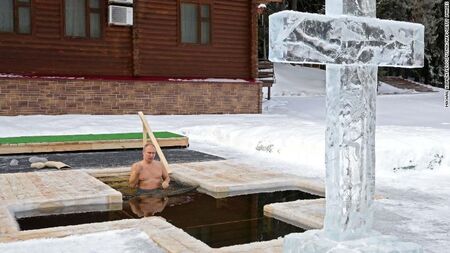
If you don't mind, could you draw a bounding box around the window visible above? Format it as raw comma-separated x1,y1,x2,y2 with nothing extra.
65,0,101,38
0,0,32,34
180,2,210,44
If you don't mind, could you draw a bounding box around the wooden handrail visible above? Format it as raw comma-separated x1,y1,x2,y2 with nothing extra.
137,112,172,174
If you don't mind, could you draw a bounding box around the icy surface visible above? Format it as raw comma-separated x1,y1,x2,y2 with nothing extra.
324,65,377,240
284,230,423,253
267,64,415,97
270,0,425,249
0,229,163,253
269,11,424,67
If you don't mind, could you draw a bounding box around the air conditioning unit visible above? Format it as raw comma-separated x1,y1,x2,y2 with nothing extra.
109,0,133,5
108,5,133,26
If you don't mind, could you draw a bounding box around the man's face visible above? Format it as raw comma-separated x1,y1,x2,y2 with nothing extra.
143,146,156,163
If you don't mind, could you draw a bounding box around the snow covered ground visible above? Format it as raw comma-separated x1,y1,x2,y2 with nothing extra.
0,65,449,252
0,229,163,253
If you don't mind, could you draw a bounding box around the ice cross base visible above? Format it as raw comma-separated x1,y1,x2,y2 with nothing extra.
284,230,423,253
269,0,424,252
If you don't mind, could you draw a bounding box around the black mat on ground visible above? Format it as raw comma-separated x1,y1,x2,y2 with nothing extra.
0,148,224,174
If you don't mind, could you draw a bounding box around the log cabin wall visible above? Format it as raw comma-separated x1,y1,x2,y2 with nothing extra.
0,0,133,76
0,0,255,79
133,0,252,78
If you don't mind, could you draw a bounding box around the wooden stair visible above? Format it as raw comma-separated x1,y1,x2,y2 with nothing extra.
257,60,275,100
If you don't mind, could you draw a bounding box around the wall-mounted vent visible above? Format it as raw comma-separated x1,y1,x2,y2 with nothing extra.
108,5,133,26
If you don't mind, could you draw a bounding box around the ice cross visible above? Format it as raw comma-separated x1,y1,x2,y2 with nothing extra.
270,0,424,243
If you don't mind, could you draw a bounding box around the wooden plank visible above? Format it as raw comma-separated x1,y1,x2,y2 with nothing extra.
0,137,188,155
258,61,274,69
260,80,273,87
258,72,274,78
138,111,172,174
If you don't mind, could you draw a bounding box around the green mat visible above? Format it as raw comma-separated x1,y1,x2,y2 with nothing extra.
0,132,185,145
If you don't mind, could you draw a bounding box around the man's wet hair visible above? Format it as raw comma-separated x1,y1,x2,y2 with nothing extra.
143,143,156,151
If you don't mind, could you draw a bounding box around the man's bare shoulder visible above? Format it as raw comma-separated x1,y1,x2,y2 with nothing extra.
131,161,143,171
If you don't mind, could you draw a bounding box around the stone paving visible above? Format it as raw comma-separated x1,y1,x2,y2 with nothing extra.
82,159,326,198
0,170,122,234
171,160,324,198
0,159,326,252
264,196,384,231
0,215,284,252
264,199,325,230
0,217,210,252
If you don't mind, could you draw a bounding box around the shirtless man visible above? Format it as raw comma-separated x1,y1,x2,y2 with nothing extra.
129,143,170,194
129,195,169,217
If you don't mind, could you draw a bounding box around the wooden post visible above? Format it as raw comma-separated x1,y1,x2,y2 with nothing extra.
142,122,147,146
138,112,172,174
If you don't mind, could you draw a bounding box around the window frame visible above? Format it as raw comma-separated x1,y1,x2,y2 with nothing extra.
178,0,212,46
0,0,33,35
62,0,103,40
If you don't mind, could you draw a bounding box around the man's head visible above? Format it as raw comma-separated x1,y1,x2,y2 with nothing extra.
142,143,156,163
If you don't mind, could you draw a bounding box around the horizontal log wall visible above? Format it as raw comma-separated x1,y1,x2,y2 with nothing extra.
0,77,262,115
134,0,251,78
0,0,255,79
131,0,252,78
0,0,133,76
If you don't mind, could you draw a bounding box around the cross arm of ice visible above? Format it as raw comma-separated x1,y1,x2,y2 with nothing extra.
269,11,424,67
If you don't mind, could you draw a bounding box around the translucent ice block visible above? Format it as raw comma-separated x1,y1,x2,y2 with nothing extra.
269,11,424,67
324,65,377,241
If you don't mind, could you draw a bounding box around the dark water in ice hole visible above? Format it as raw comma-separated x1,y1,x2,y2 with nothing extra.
17,178,320,248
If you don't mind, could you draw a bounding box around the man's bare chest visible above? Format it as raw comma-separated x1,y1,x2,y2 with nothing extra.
139,165,162,180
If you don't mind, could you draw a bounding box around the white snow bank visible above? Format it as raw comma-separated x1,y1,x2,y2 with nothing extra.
168,78,249,83
377,81,415,95
178,122,450,178
0,229,163,253
272,63,326,96
271,64,418,97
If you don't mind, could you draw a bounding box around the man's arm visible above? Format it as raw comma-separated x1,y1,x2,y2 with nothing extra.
129,163,141,188
161,163,170,189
